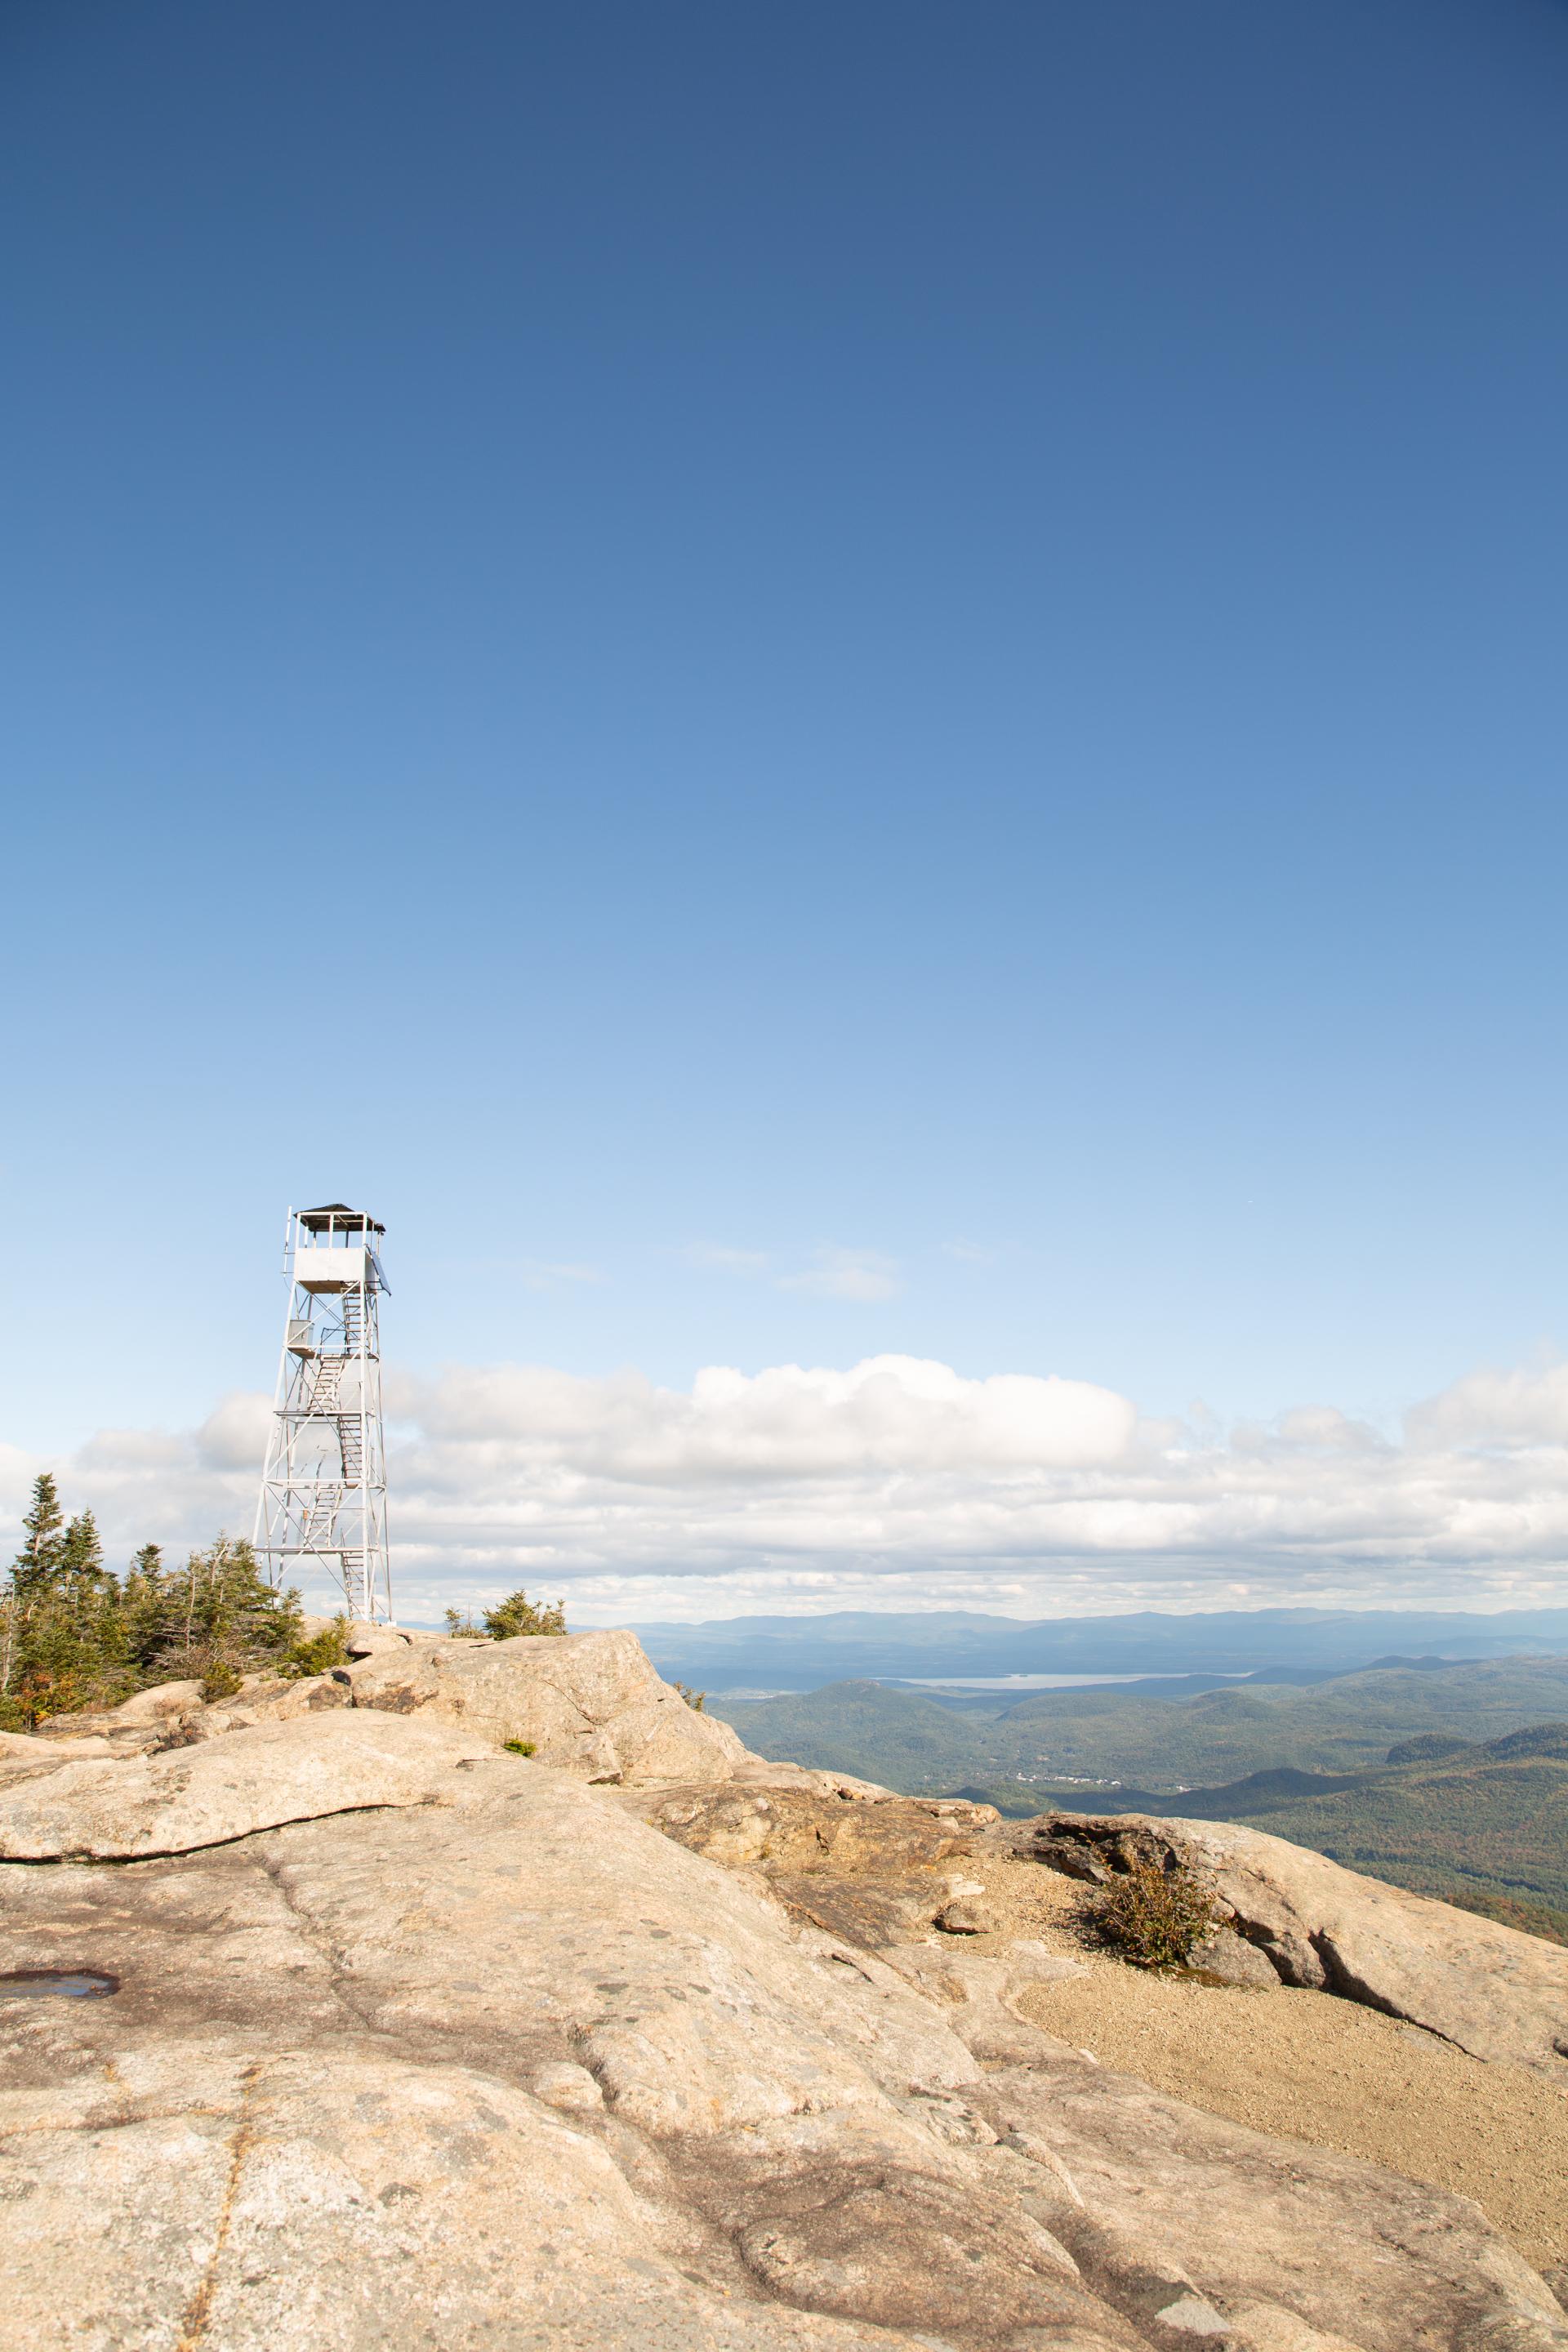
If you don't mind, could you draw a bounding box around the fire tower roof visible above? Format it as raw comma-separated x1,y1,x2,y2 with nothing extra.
299,1203,385,1235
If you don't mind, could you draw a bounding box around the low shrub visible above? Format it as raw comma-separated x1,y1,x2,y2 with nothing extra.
483,1591,567,1639
287,1617,350,1677
1093,1857,1221,1969
443,1593,568,1640
502,1738,537,1756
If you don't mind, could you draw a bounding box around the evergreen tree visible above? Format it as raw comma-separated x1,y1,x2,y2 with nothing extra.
136,1535,302,1695
60,1511,109,1596
2,1493,129,1725
0,1495,320,1731
10,1473,67,1598
116,1544,168,1672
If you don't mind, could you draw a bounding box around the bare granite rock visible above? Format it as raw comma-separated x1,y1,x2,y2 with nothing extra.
1188,1922,1283,1989
937,1882,1000,1936
32,1677,211,1755
727,1759,897,1800
340,1619,422,1656
0,1711,494,1859
0,1728,118,1760
1021,1811,1568,2073
22,1628,754,1788
29,1670,358,1758
621,1784,1001,1876
0,2040,906,2352
1,1717,1562,2350
621,1781,1004,1945
159,1669,354,1744
334,1625,751,1784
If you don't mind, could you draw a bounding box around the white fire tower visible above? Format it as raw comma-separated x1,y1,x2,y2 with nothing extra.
256,1205,392,1622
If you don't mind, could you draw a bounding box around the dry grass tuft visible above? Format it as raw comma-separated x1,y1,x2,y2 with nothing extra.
1093,1857,1221,1968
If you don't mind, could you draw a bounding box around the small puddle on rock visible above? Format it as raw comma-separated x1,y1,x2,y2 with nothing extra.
0,1970,118,1999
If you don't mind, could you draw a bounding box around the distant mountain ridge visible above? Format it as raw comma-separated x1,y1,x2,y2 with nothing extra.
630,1605,1568,1688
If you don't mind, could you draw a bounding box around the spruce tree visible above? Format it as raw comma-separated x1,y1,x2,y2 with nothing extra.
0,1494,318,1731
139,1535,302,1694
60,1511,108,1596
2,1494,128,1726
10,1473,67,1599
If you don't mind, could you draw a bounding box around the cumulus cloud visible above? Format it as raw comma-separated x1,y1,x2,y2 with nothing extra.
402,1356,1134,1480
777,1247,902,1303
7,1353,1568,1624
197,1391,274,1469
1405,1361,1568,1451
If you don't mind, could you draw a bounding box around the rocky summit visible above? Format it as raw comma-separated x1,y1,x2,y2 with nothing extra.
2,1631,1566,2350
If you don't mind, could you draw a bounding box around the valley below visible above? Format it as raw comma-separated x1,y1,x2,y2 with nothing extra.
712,1654,1568,1938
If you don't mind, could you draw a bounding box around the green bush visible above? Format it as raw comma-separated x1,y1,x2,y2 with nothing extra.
482,1590,567,1639
442,1594,567,1640
1094,1857,1221,1969
673,1682,706,1713
502,1738,537,1756
288,1617,350,1677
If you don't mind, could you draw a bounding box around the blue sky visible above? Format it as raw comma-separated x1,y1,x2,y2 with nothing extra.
4,2,1568,1615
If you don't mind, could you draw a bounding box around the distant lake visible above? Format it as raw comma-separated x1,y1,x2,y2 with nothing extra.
885,1672,1253,1690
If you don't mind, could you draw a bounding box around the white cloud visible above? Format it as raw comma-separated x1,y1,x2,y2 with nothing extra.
1404,1361,1568,1451
942,1239,998,1265
400,1355,1134,1480
7,1354,1568,1624
681,1244,771,1274
197,1391,274,1470
778,1247,902,1303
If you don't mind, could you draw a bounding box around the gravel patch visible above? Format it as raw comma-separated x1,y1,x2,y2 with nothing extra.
956,1853,1568,2282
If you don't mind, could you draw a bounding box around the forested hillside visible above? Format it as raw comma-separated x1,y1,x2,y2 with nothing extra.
1154,1730,1568,1935
712,1663,1568,1939
715,1658,1568,1793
